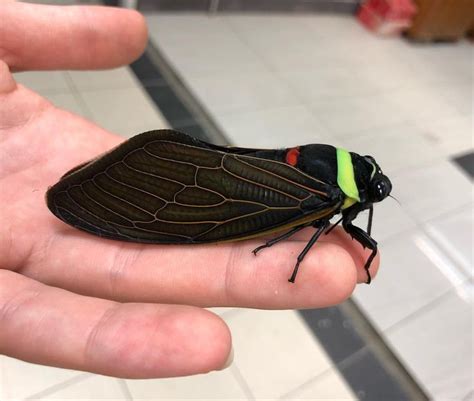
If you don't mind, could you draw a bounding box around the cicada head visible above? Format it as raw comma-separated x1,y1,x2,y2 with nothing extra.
359,155,392,204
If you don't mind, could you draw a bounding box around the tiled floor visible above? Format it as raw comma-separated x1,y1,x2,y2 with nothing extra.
13,68,169,138
3,9,473,401
145,12,473,401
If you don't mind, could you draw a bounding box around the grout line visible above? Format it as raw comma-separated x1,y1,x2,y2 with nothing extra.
24,372,90,400
219,309,256,401
133,41,229,145
224,17,313,108
375,201,472,295
279,366,343,400
63,72,95,121
421,225,471,286
118,379,134,401
376,199,472,247
421,201,473,225
221,22,469,147
229,364,255,401
383,277,472,335
217,307,245,320
172,19,469,145
462,388,474,401
226,17,439,101
390,157,466,178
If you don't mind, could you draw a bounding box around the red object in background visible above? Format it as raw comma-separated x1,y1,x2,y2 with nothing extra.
358,0,417,35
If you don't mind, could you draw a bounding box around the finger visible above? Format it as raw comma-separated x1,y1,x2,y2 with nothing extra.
0,270,231,378
324,227,380,283
20,226,367,309
1,2,147,71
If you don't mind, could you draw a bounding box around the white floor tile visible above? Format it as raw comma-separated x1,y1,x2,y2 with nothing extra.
353,195,417,243
354,230,456,331
162,42,265,80
388,85,461,124
386,288,473,401
126,368,247,400
391,160,473,222
310,94,410,138
147,14,264,79
416,114,473,157
186,70,300,115
279,66,382,102
215,105,332,148
343,123,445,175
44,93,90,119
146,13,233,41
0,357,80,400
13,71,70,93
34,374,127,400
226,309,334,399
349,56,423,92
303,14,364,38
285,368,356,400
424,204,473,281
227,15,342,73
401,41,473,86
437,81,473,116
79,86,169,138
227,14,323,43
206,307,240,318
67,67,139,91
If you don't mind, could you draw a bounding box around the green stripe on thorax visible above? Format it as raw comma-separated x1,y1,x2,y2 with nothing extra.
336,148,360,209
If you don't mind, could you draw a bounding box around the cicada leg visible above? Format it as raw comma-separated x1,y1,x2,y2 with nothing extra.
288,220,330,283
342,208,377,284
252,224,309,255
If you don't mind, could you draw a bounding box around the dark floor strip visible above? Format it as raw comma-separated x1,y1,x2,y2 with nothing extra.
134,0,360,13
453,151,474,179
129,39,429,401
130,43,228,144
300,301,429,401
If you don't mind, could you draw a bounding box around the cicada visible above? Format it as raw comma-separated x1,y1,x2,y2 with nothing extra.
46,130,392,283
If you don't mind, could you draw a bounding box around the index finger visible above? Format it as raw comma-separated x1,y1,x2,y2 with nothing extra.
19,227,378,310
0,2,147,71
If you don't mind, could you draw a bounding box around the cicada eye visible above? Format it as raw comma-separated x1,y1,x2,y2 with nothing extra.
370,177,391,202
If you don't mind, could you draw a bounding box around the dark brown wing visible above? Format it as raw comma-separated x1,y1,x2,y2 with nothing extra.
46,130,341,243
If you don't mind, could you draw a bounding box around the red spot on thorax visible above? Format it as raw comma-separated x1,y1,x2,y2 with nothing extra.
285,147,300,166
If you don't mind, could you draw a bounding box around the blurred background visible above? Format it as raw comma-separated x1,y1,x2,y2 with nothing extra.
3,0,473,400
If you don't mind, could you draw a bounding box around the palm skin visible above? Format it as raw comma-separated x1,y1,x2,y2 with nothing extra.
0,2,378,379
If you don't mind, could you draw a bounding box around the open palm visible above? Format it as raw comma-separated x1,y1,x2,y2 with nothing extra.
0,2,378,378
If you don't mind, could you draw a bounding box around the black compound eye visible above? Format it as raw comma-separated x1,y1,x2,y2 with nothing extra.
370,179,391,202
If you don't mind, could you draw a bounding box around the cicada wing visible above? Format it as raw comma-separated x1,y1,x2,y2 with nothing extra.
46,130,339,243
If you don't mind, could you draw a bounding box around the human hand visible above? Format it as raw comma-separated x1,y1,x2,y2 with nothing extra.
0,2,378,379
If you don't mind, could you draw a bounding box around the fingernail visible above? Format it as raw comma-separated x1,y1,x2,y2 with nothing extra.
218,347,234,370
